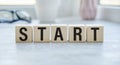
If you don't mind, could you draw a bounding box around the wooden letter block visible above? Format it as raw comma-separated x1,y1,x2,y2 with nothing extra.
86,25,104,42
16,26,33,43
69,25,86,43
51,25,67,43
34,25,50,43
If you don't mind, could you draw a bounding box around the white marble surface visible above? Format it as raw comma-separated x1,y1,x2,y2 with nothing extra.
0,19,120,65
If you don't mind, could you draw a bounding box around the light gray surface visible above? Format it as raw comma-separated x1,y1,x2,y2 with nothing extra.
0,19,120,65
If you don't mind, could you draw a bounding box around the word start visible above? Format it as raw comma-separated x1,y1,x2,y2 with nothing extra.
16,24,104,43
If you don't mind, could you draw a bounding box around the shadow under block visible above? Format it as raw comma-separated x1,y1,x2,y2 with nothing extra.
86,25,104,42
16,26,33,43
34,25,50,43
51,25,67,42
69,25,86,43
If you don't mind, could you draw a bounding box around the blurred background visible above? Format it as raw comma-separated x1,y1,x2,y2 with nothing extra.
0,0,120,23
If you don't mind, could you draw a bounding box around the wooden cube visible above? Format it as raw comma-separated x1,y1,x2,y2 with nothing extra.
86,25,104,43
69,25,86,43
51,25,67,43
34,25,50,43
16,26,33,43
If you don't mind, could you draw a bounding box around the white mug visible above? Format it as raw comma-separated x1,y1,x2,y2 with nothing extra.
35,0,61,23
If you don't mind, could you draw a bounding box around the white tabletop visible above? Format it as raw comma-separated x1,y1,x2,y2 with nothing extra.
0,19,120,65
